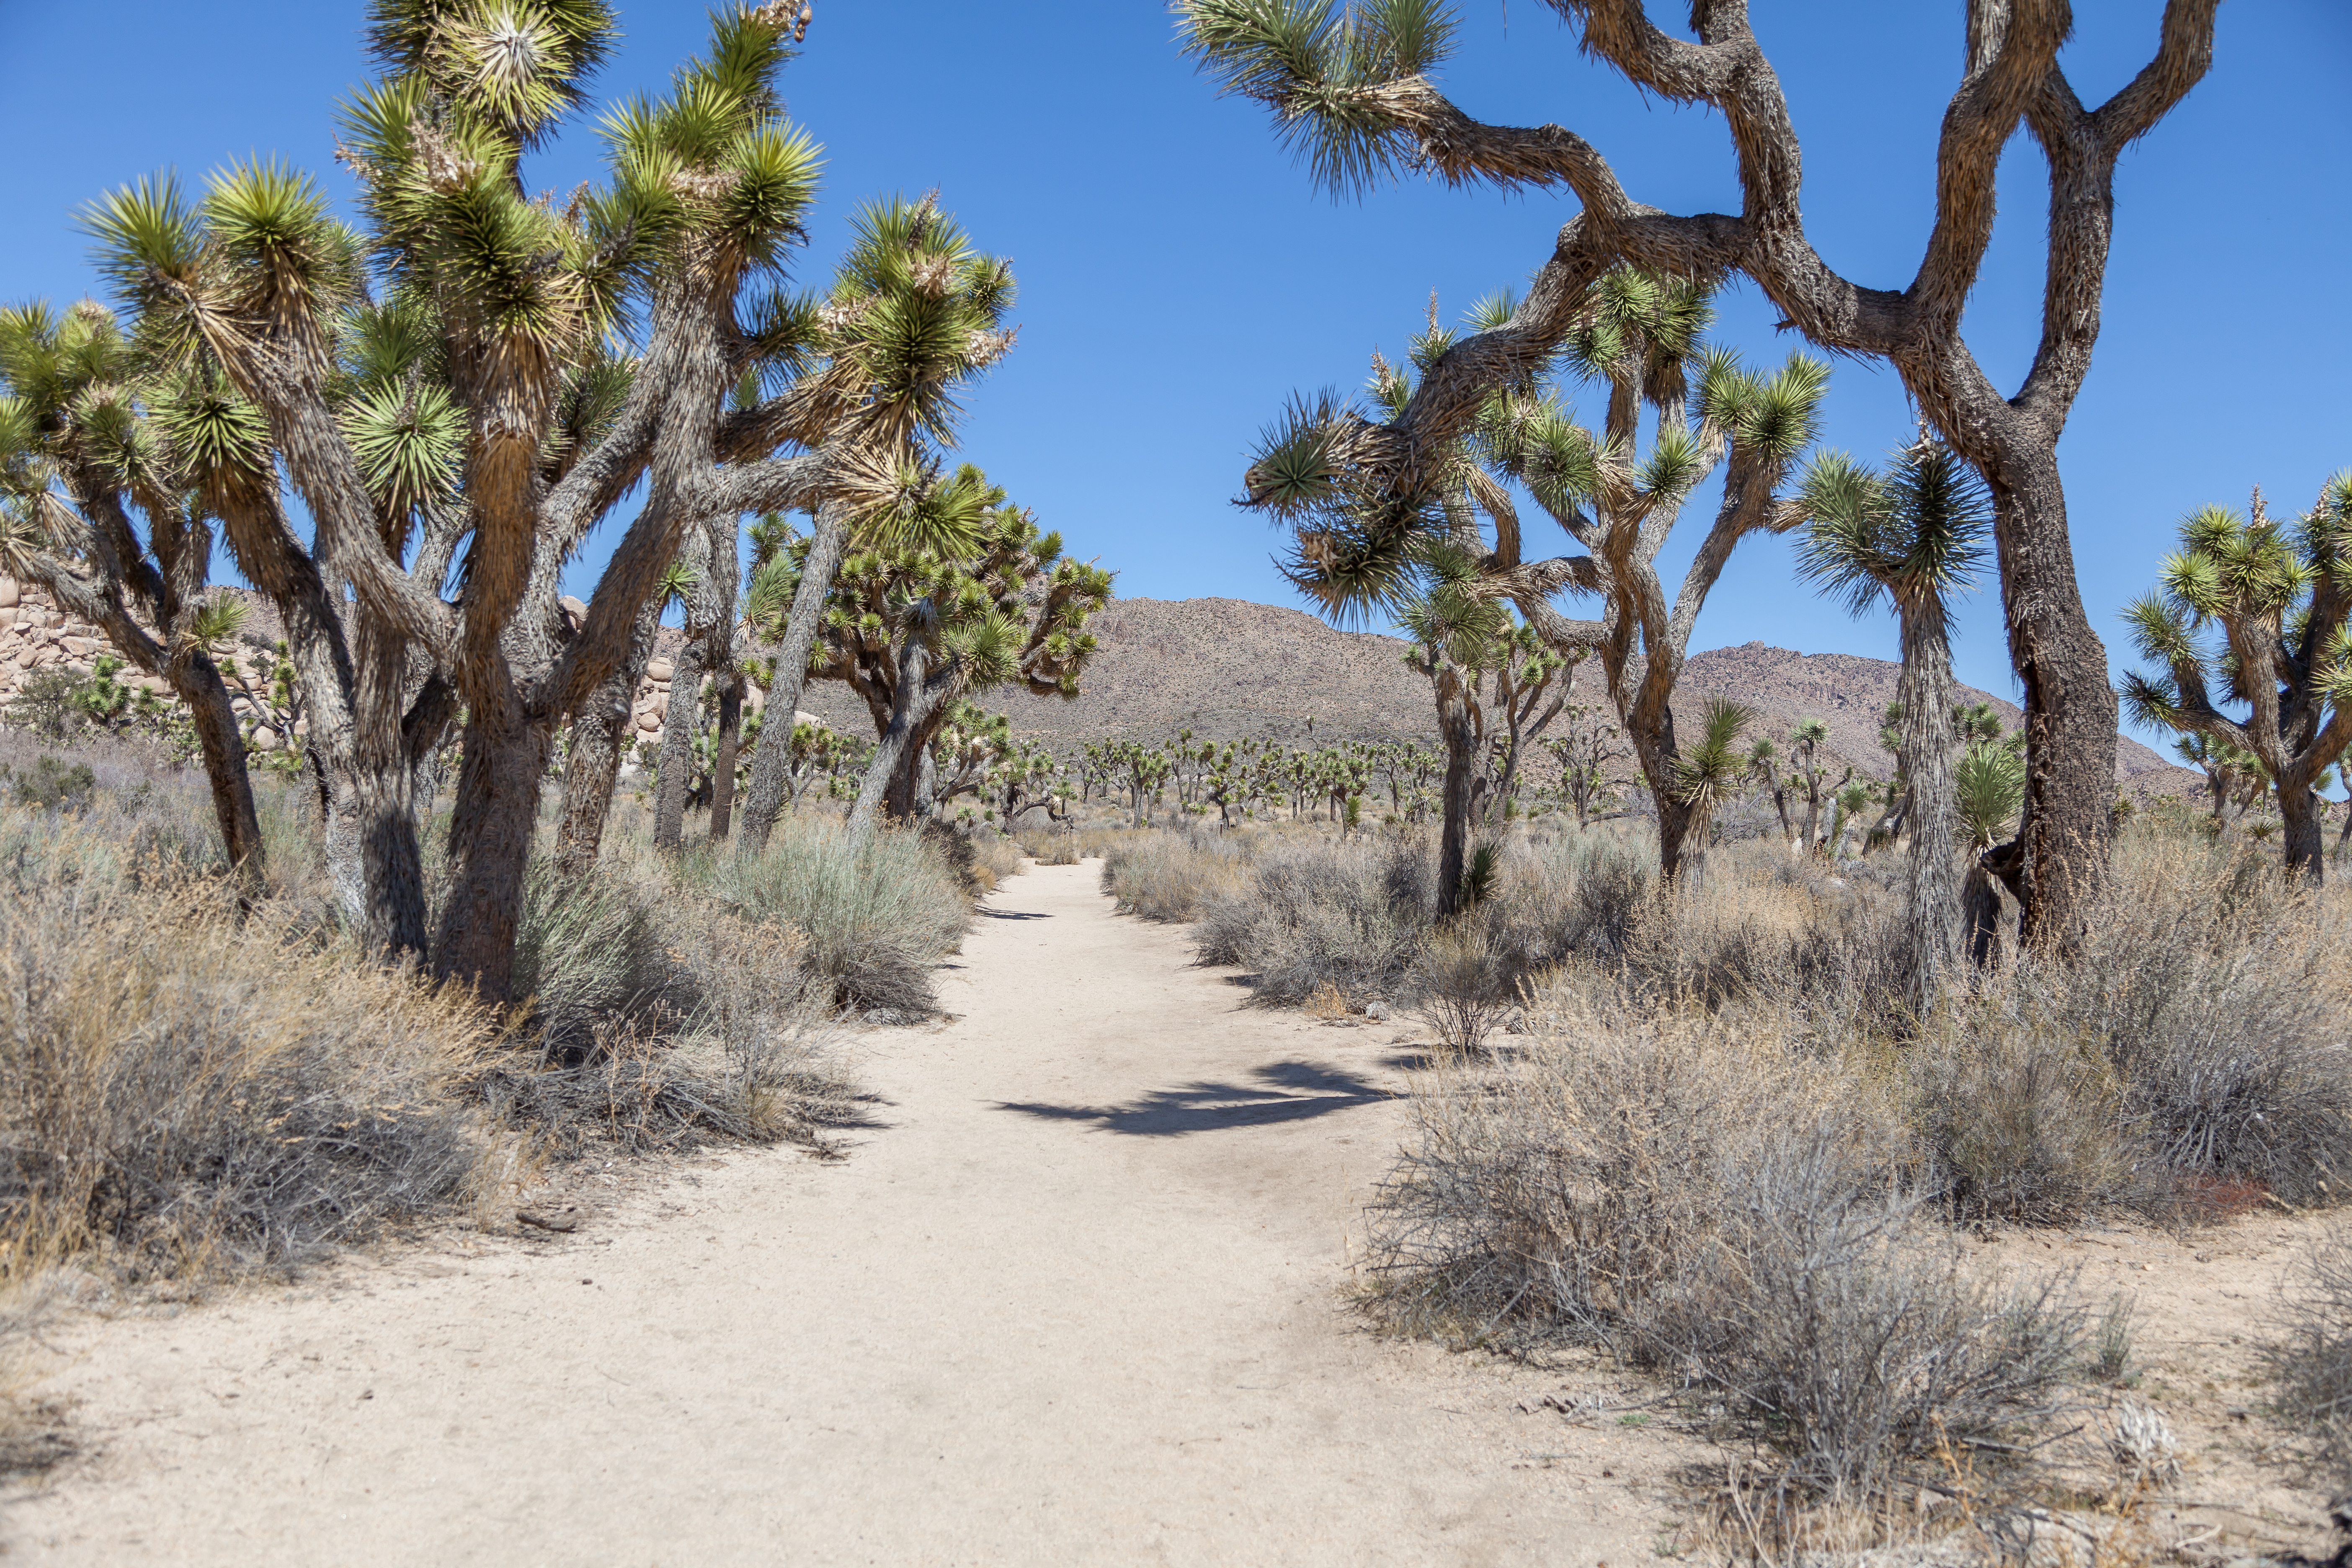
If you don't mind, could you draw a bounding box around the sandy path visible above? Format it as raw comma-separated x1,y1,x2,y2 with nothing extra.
8,862,1677,1565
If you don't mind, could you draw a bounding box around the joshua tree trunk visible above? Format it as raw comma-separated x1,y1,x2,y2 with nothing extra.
436,701,556,997
851,635,951,840
708,673,743,841
1974,459,2115,946
1434,659,1475,920
740,495,851,854
1897,598,1963,1006
554,600,660,875
1961,861,2006,970
652,641,707,851
2281,783,2326,884
171,654,267,877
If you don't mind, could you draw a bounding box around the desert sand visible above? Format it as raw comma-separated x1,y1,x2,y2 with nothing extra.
5,862,1685,1565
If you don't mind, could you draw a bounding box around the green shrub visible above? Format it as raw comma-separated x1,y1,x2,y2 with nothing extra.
704,818,966,1014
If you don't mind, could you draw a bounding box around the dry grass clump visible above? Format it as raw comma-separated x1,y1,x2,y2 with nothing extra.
485,845,854,1154
1367,1000,2092,1516
1409,922,1514,1053
700,816,967,1014
1897,839,2352,1223
2264,1222,2352,1483
1193,833,1430,1003
0,877,495,1284
1014,822,1085,864
967,830,1026,889
1102,827,1252,923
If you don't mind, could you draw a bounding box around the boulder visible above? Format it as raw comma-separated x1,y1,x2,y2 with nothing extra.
558,594,589,630
61,636,98,658
646,659,674,682
251,726,282,751
634,710,661,732
0,579,18,609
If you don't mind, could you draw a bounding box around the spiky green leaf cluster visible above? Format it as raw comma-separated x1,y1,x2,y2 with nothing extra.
1792,436,1990,615
1178,0,1455,199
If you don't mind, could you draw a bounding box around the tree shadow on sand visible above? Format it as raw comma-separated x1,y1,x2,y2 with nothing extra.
994,1061,1392,1137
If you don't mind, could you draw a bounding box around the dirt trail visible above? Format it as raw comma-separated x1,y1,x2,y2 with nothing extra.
8,862,1679,1565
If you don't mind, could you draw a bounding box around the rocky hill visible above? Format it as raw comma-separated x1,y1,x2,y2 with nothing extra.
0,581,2199,801
793,596,2198,798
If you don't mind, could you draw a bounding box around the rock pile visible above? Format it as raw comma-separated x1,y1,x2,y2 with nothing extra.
0,578,175,701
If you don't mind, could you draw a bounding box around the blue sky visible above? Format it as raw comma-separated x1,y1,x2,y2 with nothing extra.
3,1,2347,753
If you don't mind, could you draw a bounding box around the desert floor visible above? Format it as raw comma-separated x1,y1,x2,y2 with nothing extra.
2,861,2337,1564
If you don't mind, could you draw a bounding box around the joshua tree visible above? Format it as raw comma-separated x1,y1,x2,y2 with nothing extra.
1398,547,1503,913
1180,0,2224,947
1955,736,2024,965
2170,731,2266,837
1545,704,1627,831
59,1,871,995
748,463,1109,833
2121,479,2352,883
0,302,263,872
1671,696,1756,855
1250,273,1825,882
734,198,1023,853
1476,619,1571,825
1792,436,1994,996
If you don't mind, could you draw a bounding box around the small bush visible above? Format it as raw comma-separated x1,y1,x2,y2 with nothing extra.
1016,822,1085,865
0,882,495,1282
3,757,95,812
509,856,673,1055
1411,921,1511,1053
1367,1002,2090,1511
1102,828,1248,923
1907,1022,2136,1225
704,817,966,1014
1194,836,1428,1005
967,830,1025,888
2264,1223,2352,1476
5,671,91,743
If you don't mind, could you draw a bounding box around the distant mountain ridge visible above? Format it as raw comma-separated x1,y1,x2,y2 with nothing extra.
791,596,2200,798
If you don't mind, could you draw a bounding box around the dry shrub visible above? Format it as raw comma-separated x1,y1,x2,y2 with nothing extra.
478,905,852,1156
1907,1022,2137,1225
703,816,966,1014
968,830,1025,887
1411,922,1512,1053
0,879,495,1284
1902,838,2352,1221
2265,1222,2352,1480
1015,823,1084,864
1192,833,1429,1003
1101,828,1250,923
1367,998,2090,1513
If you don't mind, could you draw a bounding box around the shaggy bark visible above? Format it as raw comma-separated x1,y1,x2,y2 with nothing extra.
652,640,707,851
1433,659,1475,919
554,599,660,876
709,671,745,841
739,495,851,853
1898,601,1963,1001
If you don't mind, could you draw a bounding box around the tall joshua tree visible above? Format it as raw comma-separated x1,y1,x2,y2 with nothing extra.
2121,480,2352,883
1792,436,1994,996
0,302,265,872
746,463,1110,833
1252,270,1826,882
1398,543,1506,914
75,1,851,995
734,198,1022,854
1180,0,2223,948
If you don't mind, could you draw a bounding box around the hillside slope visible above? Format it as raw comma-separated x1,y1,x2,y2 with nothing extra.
791,596,2195,797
